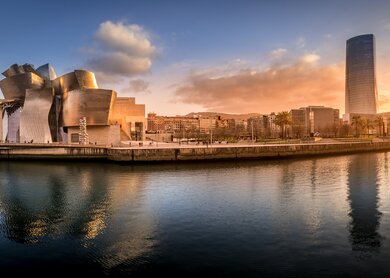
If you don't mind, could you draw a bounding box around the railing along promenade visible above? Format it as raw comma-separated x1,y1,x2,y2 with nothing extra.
1,138,390,161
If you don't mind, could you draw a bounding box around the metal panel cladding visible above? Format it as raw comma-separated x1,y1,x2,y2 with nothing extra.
0,72,45,100
36,63,57,80
52,70,98,95
345,34,378,114
20,88,55,143
5,105,21,142
62,89,116,126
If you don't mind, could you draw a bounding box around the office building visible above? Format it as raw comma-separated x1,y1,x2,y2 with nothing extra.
345,34,377,115
290,106,339,137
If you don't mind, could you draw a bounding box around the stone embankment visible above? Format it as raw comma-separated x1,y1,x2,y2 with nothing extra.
0,144,107,160
1,141,390,161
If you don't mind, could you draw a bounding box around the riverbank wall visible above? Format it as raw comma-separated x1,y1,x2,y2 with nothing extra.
0,144,107,160
109,141,390,161
1,141,390,161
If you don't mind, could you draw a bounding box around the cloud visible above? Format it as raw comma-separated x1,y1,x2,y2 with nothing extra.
301,53,320,64
378,94,390,110
95,21,156,57
88,52,151,76
296,37,306,48
378,87,390,112
123,79,151,94
173,55,345,114
270,48,287,59
268,48,293,68
84,21,157,80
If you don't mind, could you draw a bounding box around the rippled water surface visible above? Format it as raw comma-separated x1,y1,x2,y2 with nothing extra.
1,152,390,276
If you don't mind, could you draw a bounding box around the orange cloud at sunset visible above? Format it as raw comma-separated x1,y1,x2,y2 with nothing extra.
378,92,390,113
377,68,390,113
174,57,346,114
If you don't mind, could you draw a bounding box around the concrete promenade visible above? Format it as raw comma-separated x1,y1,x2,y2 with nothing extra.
1,140,390,161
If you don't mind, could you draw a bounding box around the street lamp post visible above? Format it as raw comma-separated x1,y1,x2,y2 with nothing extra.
251,120,254,144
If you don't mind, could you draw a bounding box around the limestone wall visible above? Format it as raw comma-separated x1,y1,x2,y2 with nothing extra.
0,144,107,160
67,125,120,146
108,142,390,162
2,141,390,161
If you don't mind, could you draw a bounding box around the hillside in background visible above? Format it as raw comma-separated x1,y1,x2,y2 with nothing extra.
184,112,262,120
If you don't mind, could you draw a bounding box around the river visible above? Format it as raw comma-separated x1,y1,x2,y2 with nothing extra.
0,152,389,276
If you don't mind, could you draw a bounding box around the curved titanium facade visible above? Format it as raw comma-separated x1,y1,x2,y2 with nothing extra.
345,34,377,114
6,105,21,142
0,63,145,144
0,72,45,100
62,88,116,126
52,70,98,95
36,63,57,80
1,63,40,78
20,88,54,143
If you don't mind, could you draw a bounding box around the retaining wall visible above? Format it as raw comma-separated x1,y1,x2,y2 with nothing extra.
1,142,390,161
107,142,390,162
0,144,107,160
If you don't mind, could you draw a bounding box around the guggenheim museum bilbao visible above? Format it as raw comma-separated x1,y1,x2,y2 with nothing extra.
0,63,146,145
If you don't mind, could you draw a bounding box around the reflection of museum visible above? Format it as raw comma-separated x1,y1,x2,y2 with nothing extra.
0,63,145,145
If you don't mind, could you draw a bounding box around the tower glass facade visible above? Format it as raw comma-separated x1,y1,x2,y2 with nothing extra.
345,34,377,114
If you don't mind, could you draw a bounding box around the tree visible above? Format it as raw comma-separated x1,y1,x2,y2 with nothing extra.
331,122,339,138
362,118,374,136
292,124,305,138
339,123,351,137
351,115,363,137
275,111,292,139
375,116,384,136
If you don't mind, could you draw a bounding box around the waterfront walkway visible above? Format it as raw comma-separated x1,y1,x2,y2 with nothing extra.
1,138,390,162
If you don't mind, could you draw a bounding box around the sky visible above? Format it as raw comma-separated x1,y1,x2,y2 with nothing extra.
1,0,390,116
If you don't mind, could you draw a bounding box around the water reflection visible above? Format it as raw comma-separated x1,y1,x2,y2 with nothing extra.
0,156,389,275
0,163,104,242
347,154,382,257
0,165,68,243
0,162,151,243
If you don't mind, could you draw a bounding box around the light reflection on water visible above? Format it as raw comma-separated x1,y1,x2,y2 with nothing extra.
0,153,389,276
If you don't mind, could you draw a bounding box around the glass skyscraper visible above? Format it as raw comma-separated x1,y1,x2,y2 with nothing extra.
345,34,377,114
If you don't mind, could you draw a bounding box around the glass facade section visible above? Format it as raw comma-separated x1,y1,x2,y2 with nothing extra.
345,34,377,114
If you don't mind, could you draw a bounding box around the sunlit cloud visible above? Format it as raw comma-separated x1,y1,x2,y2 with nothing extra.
378,80,390,112
95,21,155,57
122,79,151,94
173,54,345,114
378,67,390,112
84,21,157,82
378,93,390,111
302,53,320,64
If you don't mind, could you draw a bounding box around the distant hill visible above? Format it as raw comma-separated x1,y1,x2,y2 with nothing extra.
184,112,262,120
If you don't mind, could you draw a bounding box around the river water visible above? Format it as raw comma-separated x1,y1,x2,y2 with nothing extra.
0,152,389,276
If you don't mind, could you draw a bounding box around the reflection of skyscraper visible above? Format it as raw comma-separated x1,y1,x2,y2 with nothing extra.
347,154,382,257
345,34,377,114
